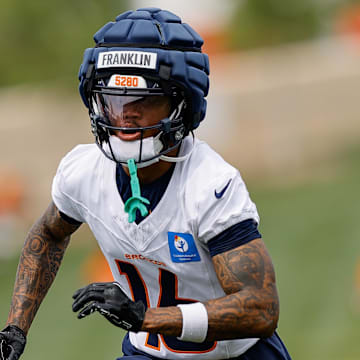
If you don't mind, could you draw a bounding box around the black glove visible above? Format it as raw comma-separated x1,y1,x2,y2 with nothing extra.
72,282,145,332
0,325,26,360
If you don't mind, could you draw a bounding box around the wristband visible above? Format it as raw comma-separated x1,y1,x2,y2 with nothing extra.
177,302,208,343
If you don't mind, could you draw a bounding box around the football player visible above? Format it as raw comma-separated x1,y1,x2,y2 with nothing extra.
0,8,291,360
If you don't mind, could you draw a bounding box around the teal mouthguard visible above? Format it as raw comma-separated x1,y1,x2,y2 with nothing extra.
124,159,150,223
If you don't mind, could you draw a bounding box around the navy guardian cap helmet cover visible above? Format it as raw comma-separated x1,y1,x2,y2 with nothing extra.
78,7,210,165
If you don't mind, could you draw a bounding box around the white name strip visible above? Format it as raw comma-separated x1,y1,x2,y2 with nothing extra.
97,51,157,69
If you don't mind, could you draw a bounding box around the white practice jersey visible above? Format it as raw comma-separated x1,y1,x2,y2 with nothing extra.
52,136,260,360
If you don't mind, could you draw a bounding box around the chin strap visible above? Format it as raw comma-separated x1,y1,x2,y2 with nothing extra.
124,159,150,223
159,132,195,163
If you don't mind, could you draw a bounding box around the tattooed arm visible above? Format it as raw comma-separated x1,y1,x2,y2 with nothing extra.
141,238,279,341
205,238,279,340
5,201,81,334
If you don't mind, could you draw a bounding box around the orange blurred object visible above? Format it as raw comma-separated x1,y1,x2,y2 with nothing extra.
336,4,360,38
201,29,231,55
0,170,24,215
82,249,114,283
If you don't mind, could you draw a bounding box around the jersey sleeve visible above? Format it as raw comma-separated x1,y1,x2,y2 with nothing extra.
51,148,87,223
196,170,260,245
207,219,261,256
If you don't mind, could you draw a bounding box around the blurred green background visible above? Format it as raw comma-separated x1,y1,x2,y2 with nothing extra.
1,1,360,359
1,0,357,86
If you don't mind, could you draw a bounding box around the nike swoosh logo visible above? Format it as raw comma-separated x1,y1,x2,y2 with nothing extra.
214,179,232,199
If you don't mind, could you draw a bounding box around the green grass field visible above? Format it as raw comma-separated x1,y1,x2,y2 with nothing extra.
252,147,360,360
1,147,360,359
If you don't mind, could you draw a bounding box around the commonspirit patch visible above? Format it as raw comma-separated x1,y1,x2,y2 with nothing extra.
168,232,201,263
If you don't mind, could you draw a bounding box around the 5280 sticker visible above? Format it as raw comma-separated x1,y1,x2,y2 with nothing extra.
108,74,147,88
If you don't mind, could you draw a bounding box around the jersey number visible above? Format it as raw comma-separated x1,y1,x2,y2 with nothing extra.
115,260,216,354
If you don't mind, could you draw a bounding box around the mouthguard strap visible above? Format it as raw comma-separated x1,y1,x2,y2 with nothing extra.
124,159,150,223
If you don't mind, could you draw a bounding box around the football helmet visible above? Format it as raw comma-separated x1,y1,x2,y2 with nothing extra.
78,7,210,166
